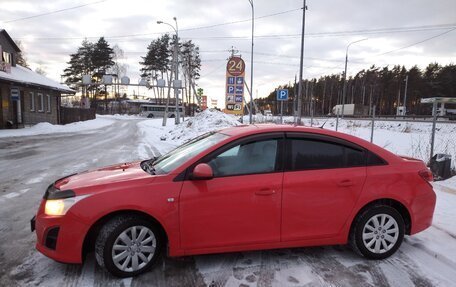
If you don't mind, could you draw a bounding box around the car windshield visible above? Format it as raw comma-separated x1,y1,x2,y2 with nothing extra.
151,132,229,174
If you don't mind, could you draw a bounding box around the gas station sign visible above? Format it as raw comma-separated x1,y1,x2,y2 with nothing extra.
225,56,245,115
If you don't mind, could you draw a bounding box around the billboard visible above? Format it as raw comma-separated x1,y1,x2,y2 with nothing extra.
225,56,245,115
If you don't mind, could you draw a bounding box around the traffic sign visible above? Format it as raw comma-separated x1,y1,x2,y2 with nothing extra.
11,88,19,101
277,89,289,101
225,56,245,115
226,57,245,76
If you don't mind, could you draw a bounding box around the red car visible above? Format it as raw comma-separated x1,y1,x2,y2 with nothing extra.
31,125,436,277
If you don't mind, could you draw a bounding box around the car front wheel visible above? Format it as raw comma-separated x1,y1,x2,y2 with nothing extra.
350,205,404,259
95,216,161,277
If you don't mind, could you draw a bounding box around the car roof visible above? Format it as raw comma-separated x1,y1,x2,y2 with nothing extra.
219,124,401,164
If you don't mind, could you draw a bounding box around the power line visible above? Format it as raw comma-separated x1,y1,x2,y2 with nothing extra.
15,23,456,43
181,8,302,32
376,27,456,56
3,0,108,23
13,7,301,41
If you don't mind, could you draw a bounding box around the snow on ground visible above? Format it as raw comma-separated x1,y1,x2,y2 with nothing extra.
0,116,116,138
97,114,144,120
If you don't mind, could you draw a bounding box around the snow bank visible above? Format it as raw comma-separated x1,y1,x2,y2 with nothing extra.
162,109,240,143
137,109,240,158
0,117,115,138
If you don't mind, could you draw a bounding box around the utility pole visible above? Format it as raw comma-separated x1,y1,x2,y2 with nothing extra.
247,0,254,124
403,75,409,115
296,0,307,125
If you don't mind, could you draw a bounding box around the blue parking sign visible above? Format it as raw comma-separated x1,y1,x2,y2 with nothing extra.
227,85,235,94
227,77,235,85
276,89,289,101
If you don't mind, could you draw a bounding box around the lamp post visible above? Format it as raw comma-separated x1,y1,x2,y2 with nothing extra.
247,0,254,124
341,38,367,118
157,17,180,124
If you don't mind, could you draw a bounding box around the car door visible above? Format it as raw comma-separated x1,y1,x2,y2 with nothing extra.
179,133,284,250
281,133,367,241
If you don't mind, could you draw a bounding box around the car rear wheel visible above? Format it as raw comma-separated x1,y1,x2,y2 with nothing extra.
95,216,162,277
350,205,404,259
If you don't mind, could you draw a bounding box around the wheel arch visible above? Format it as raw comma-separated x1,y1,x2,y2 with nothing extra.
82,209,169,261
349,198,412,237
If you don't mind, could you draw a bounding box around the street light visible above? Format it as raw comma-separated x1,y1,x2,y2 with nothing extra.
157,17,181,124
247,0,254,124
341,38,367,118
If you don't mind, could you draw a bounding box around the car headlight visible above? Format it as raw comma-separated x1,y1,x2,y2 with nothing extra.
44,195,88,216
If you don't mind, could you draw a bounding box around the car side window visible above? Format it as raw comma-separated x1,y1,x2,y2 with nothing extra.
207,139,278,177
288,138,365,171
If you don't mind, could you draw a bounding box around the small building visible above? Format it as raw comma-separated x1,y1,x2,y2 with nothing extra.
0,29,74,129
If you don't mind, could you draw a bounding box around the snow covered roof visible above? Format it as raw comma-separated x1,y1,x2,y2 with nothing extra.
0,65,74,94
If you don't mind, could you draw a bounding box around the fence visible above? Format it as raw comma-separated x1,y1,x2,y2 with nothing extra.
60,107,96,125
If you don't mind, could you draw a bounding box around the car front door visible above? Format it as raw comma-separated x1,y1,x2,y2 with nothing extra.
281,133,367,241
179,133,284,250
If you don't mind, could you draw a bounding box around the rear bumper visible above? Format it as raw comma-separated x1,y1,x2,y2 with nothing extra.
33,210,88,264
410,187,437,234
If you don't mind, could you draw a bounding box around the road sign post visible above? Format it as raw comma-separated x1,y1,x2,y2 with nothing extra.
225,56,246,119
277,89,289,124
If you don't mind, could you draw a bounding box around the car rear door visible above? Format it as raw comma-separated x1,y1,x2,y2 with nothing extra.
281,132,367,241
179,133,284,250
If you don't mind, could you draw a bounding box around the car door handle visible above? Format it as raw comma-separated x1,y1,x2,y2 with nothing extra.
338,179,354,187
255,189,276,196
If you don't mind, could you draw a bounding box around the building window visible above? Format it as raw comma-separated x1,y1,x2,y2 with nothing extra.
30,92,35,111
46,94,51,112
2,51,11,64
38,93,44,112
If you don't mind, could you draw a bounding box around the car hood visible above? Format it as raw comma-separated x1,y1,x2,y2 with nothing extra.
54,161,152,191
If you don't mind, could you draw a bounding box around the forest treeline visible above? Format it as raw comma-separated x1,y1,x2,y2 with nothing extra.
259,63,456,116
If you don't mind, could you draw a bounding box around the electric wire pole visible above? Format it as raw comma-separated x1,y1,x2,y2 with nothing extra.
296,0,307,125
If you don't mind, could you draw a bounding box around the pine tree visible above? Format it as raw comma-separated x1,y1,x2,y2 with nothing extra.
92,37,114,75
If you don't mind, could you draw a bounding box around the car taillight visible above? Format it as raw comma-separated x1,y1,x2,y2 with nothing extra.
419,169,433,183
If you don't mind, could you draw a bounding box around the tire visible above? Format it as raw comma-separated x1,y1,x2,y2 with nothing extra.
95,215,162,277
350,205,404,259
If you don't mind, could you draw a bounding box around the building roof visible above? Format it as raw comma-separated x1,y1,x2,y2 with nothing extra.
0,64,74,93
0,29,21,52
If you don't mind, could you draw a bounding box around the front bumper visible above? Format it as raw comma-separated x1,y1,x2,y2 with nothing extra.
32,201,89,264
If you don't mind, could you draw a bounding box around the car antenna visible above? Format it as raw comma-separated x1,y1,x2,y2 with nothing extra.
319,119,329,129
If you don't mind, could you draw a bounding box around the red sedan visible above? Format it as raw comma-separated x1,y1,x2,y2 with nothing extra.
31,125,436,277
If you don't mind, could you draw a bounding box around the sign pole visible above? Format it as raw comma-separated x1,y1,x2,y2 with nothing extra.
280,100,283,124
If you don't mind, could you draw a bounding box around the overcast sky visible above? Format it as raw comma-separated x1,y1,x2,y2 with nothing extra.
2,0,455,106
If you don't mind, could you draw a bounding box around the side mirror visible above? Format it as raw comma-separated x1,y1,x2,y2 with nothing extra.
192,163,213,180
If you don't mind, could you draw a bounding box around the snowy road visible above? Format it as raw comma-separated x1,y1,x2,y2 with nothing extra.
1,118,456,286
